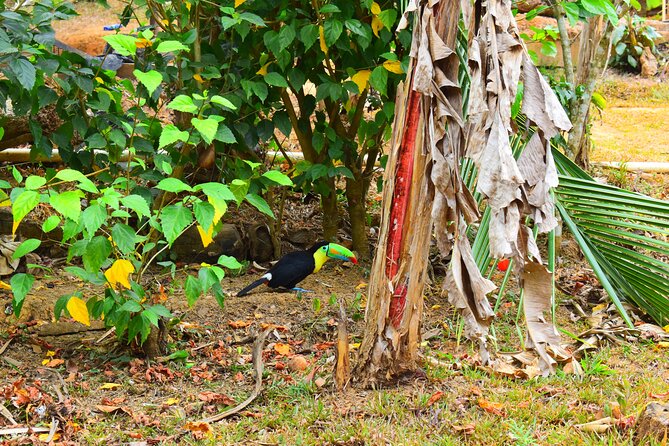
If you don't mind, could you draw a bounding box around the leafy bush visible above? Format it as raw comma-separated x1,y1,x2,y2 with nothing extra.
610,15,661,71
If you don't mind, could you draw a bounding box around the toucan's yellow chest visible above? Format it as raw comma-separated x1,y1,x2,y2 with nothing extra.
312,250,329,273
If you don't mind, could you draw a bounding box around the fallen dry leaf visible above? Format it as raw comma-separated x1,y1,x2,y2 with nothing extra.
99,382,121,390
228,320,253,329
44,358,64,368
182,421,213,440
95,404,126,414
452,423,476,435
273,342,292,356
314,377,326,388
101,396,126,405
478,398,506,416
426,391,445,406
197,391,236,406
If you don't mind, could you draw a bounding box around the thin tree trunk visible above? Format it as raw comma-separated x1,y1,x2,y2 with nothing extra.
567,2,629,167
321,177,339,242
345,176,369,257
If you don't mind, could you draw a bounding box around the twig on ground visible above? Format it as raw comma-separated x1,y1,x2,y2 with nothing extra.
45,418,58,443
191,341,216,351
0,338,13,356
0,405,17,425
334,298,350,391
198,328,271,423
40,367,69,402
95,327,116,344
0,427,51,436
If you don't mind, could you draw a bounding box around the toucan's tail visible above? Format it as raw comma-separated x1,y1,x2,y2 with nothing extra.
236,278,269,296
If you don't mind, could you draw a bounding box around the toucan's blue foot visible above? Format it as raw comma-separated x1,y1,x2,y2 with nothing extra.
292,287,313,293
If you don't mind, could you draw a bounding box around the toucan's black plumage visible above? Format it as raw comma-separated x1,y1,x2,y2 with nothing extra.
236,241,356,296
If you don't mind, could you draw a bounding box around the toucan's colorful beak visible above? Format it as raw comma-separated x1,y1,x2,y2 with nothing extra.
327,243,357,264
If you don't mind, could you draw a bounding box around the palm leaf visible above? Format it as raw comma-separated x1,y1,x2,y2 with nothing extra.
553,149,669,326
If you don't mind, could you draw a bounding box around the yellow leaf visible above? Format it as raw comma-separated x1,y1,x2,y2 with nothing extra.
67,296,90,326
38,433,60,441
165,397,180,405
319,25,328,54
105,259,135,289
235,0,246,7
349,342,361,350
663,324,669,333
193,73,204,83
135,38,152,48
197,224,214,248
351,70,371,93
383,60,403,74
12,219,20,236
658,341,669,349
0,190,10,207
0,280,11,290
274,342,291,356
200,262,211,267
592,303,607,313
95,77,104,84
256,62,272,76
371,16,383,38
209,196,227,225
42,359,49,365
46,350,56,357
431,304,441,310
185,1,191,10
371,2,381,15
354,281,368,290
99,382,121,390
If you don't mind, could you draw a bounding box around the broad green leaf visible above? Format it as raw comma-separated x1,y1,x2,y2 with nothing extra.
12,190,40,234
12,239,41,260
10,273,34,316
245,193,274,218
300,24,319,50
155,40,190,53
24,175,46,190
191,117,218,145
262,170,293,186
323,19,343,45
133,69,163,96
121,194,151,218
156,177,193,193
196,182,236,202
218,255,243,270
229,179,249,205
194,201,215,231
185,275,202,307
214,124,236,143
277,25,296,53
160,203,193,245
369,66,388,96
142,308,159,327
42,215,60,233
540,40,558,58
111,223,137,254
9,58,36,90
580,0,618,23
119,300,143,312
264,72,288,88
55,168,99,193
167,95,198,114
50,190,83,222
102,34,137,56
210,95,236,110
83,236,112,273
82,204,107,236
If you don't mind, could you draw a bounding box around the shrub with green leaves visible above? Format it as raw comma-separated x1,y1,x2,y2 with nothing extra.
4,160,291,353
610,15,661,71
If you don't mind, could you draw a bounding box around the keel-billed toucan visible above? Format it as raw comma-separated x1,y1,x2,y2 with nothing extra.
236,241,357,296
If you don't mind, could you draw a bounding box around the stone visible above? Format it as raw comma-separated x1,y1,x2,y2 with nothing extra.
635,402,669,443
640,47,658,78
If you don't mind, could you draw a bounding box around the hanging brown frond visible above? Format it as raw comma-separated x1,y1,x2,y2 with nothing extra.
354,0,572,384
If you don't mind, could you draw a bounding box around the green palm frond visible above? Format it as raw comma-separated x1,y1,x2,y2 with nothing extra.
553,150,669,326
